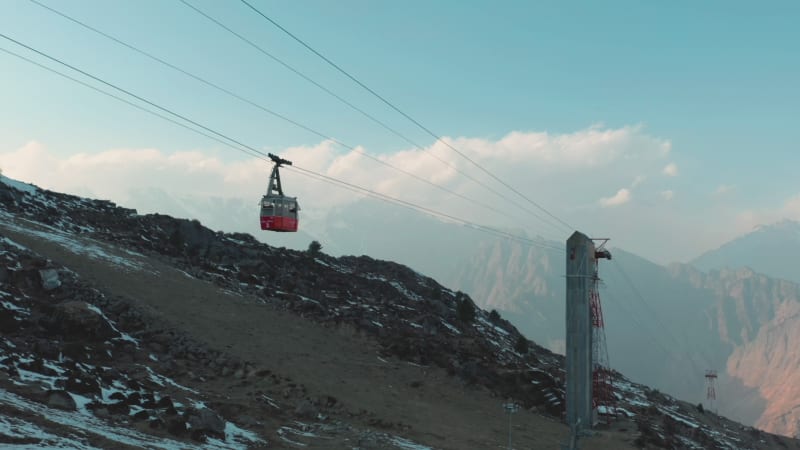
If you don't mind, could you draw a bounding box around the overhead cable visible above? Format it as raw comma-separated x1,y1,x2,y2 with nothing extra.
0,37,564,253
180,0,569,235
611,259,713,376
239,0,575,233
29,0,557,236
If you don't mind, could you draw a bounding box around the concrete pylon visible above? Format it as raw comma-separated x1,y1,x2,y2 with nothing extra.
566,231,594,430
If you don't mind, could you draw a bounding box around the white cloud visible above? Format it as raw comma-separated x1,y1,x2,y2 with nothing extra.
661,190,674,201
0,125,675,244
733,193,800,233
599,188,631,207
713,184,734,196
785,194,800,216
662,162,678,177
632,175,646,187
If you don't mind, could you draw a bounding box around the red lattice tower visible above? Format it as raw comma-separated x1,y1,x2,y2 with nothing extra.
705,370,718,412
591,244,615,420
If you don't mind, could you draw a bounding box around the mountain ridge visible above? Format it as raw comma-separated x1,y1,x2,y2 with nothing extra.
691,219,800,284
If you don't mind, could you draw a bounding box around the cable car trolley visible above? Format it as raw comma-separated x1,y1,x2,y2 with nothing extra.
260,153,299,232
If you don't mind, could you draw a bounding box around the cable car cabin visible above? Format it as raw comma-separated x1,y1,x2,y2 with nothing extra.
260,153,299,232
260,196,299,232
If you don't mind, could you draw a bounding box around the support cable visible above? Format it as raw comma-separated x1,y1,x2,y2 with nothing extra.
240,0,575,232
181,0,570,235
611,259,713,377
6,10,545,235
0,37,563,253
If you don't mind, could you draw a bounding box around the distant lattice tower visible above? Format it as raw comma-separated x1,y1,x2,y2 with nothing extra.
590,242,615,422
705,370,718,413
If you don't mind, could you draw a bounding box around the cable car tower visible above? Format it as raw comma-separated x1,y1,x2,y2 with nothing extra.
705,370,718,413
260,153,300,232
564,232,614,449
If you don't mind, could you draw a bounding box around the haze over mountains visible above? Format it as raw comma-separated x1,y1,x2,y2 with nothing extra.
55,186,800,437
692,219,800,284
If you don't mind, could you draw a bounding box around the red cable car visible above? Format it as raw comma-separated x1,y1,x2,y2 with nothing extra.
260,153,299,232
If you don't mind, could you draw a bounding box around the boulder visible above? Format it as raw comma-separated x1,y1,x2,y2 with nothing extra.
167,417,188,436
52,301,117,341
45,389,76,411
64,376,100,396
294,399,318,419
39,269,61,290
185,408,226,439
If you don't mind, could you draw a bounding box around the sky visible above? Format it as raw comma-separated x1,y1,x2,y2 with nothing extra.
0,0,798,264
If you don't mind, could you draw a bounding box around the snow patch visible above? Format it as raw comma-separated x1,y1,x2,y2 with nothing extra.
0,388,259,449
85,304,139,347
0,236,28,251
142,365,199,394
0,414,99,449
0,175,37,194
440,320,461,335
390,435,433,449
389,281,423,302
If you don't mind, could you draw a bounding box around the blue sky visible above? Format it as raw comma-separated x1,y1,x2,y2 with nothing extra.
1,0,798,261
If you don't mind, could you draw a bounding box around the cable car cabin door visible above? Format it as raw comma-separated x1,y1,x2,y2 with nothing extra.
260,196,299,232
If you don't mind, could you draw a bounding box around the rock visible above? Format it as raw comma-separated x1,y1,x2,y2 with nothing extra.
294,399,318,419
0,310,22,333
141,394,157,409
166,417,188,436
64,376,101,396
107,401,129,415
147,341,165,354
190,429,208,443
356,432,382,449
45,389,76,411
156,395,174,409
125,392,142,406
39,269,61,290
185,408,226,439
52,301,117,341
237,414,260,427
32,340,60,360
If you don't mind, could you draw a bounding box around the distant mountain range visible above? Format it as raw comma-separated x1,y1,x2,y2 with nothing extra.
692,219,800,284
449,221,800,436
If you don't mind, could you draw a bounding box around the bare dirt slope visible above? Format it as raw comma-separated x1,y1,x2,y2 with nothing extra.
0,217,637,449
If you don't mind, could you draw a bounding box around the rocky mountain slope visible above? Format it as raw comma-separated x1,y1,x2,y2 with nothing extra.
450,237,800,438
0,175,795,449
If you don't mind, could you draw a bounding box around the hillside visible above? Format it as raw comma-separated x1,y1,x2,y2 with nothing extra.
451,237,800,438
0,176,795,449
